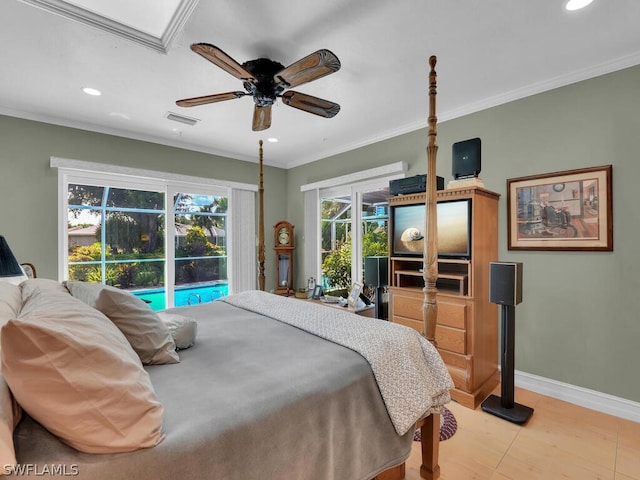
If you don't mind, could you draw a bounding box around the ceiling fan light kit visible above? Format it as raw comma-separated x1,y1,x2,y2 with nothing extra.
176,43,341,131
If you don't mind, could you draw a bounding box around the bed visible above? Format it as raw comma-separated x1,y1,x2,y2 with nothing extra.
2,281,452,480
1,57,449,480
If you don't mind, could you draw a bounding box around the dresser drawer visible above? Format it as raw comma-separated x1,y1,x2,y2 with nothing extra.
438,301,467,329
392,292,467,330
396,312,467,354
435,325,466,354
392,294,423,321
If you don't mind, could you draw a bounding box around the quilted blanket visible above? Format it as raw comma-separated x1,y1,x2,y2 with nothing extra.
222,290,453,435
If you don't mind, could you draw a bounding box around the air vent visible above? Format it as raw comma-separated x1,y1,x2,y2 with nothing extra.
166,112,199,126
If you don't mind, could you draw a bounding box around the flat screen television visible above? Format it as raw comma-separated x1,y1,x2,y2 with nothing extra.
391,199,472,259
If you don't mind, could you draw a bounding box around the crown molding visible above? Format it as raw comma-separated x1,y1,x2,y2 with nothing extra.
18,0,199,53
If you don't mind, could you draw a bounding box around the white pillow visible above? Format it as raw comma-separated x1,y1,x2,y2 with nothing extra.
65,281,179,365
1,284,165,454
20,278,69,302
0,283,22,351
157,312,198,350
0,373,20,472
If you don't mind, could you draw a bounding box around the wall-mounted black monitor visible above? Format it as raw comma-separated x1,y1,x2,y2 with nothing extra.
391,199,472,259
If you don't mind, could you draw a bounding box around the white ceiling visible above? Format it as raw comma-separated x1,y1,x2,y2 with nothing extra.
2,0,640,169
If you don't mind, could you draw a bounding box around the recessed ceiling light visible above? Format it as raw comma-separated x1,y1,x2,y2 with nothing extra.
565,0,594,11
82,87,101,96
267,138,278,143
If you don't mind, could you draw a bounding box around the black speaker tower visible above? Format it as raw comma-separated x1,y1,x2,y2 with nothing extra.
481,262,534,425
364,256,388,319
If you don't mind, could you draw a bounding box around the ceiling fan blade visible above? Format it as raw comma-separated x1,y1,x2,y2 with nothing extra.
274,49,341,89
281,91,340,118
176,91,247,107
190,43,256,81
252,105,272,131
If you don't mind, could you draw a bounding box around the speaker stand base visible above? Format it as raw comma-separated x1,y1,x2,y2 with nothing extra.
481,394,534,425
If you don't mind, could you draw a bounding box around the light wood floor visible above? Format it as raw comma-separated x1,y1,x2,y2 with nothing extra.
405,387,640,480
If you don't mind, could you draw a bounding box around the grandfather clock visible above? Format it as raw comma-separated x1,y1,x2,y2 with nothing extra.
273,221,294,295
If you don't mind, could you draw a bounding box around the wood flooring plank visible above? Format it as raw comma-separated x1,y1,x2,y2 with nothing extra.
616,474,639,480
402,388,637,480
497,431,614,480
616,423,640,480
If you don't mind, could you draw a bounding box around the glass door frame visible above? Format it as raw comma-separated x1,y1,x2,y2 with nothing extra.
319,177,391,288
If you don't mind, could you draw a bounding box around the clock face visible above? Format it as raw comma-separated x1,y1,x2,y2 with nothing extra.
278,228,290,245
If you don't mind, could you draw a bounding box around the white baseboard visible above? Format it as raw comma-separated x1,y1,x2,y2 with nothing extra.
514,370,640,423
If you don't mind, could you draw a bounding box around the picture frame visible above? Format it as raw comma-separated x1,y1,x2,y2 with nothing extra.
507,165,613,251
312,285,323,300
347,281,363,307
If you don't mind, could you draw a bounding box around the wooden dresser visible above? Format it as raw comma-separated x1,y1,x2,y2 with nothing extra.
389,186,500,409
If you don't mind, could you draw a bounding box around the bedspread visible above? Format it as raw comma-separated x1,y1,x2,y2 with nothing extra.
12,299,418,480
222,290,453,435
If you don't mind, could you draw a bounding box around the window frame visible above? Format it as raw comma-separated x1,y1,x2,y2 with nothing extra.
53,157,257,307
301,162,407,287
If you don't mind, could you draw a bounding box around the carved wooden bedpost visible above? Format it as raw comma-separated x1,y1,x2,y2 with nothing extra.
258,140,266,291
422,56,438,344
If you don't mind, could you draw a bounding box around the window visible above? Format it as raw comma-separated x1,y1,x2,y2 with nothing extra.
67,183,167,293
319,184,389,291
55,158,257,309
320,193,352,288
301,162,407,293
172,191,228,306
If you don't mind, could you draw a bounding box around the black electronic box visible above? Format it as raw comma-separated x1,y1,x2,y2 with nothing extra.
389,174,444,196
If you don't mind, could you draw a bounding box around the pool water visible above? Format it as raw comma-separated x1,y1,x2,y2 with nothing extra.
133,283,229,311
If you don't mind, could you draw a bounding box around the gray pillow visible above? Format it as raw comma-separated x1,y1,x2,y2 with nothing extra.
65,281,179,365
157,312,198,350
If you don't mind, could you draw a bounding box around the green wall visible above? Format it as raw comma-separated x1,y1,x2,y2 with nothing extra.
0,116,288,292
287,64,640,404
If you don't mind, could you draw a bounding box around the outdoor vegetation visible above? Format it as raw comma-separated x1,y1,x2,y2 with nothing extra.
67,184,227,291
321,196,388,292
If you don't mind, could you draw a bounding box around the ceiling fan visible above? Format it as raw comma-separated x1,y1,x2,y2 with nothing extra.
176,43,341,131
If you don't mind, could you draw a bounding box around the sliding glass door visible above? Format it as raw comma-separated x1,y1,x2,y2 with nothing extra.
172,192,228,306
65,177,229,310
320,192,352,290
319,182,389,293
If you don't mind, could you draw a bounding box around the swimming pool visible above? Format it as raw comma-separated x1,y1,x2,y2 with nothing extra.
132,283,229,311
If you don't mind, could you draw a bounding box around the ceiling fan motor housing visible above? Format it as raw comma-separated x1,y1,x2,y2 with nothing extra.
243,58,286,107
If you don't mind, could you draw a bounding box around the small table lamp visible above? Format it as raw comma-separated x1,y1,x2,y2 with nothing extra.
0,236,28,285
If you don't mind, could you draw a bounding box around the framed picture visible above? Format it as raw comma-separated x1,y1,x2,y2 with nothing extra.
312,285,323,300
507,165,612,251
347,281,363,307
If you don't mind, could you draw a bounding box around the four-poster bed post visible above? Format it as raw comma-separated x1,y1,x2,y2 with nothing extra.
416,54,442,480
422,55,439,345
258,139,266,290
